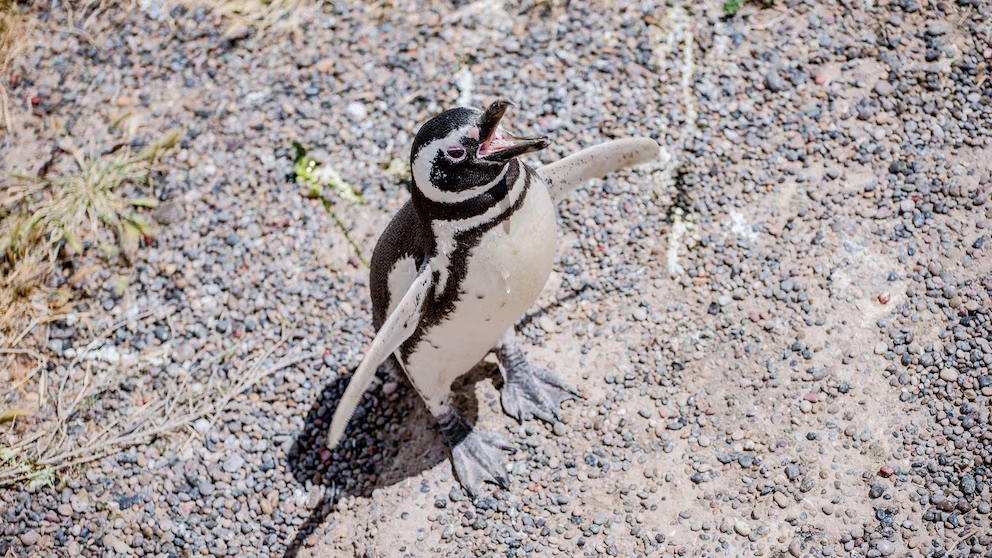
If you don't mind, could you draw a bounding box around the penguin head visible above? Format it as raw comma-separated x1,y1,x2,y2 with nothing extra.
410,100,548,199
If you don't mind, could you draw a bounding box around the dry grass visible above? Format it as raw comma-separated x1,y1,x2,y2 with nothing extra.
180,0,323,36
0,323,311,487
0,130,180,342
0,1,32,133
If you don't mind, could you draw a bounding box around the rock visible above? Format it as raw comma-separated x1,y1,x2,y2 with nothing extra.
939,368,959,382
926,20,951,36
874,81,895,96
734,522,751,536
874,342,888,355
786,464,801,481
539,315,557,332
877,540,895,556
766,70,790,92
102,534,132,554
69,493,89,513
346,102,368,121
223,454,246,473
21,530,40,545
774,492,790,509
152,200,185,225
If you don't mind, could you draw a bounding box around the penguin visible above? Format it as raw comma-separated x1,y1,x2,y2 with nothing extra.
325,99,661,496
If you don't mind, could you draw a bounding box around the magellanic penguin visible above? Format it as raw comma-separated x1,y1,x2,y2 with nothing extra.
326,99,661,496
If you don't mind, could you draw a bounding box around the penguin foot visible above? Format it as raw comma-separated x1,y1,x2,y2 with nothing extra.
438,412,514,497
501,365,578,423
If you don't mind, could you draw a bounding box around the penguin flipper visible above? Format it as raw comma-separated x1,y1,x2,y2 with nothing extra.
326,263,434,449
537,137,662,202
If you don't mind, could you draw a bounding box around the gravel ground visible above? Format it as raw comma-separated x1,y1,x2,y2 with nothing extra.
1,0,991,557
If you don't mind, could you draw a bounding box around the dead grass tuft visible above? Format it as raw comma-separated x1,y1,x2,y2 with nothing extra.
0,0,33,133
180,0,322,36
0,129,180,342
0,324,311,487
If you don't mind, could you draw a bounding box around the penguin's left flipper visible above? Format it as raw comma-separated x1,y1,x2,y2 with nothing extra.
538,137,661,203
325,264,434,449
496,333,578,424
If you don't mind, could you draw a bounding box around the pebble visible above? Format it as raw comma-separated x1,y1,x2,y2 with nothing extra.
774,492,790,509
20,530,40,545
734,522,751,537
874,81,895,96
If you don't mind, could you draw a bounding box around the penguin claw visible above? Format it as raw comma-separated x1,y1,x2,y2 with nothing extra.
450,429,514,497
501,366,578,424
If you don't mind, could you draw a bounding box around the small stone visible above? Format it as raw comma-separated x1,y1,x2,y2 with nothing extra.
539,315,557,332
877,540,895,556
698,435,710,447
940,368,959,382
789,539,802,557
632,307,648,321
21,530,40,545
926,20,951,35
869,483,886,498
346,102,368,121
57,503,73,516
878,464,894,478
874,342,888,355
786,464,801,481
638,407,653,419
152,200,185,225
102,534,132,554
222,454,246,473
774,492,789,508
734,522,751,537
766,70,790,92
874,81,895,96
69,493,89,513
821,503,834,515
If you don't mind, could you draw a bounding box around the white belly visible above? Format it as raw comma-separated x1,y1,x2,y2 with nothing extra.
403,181,557,403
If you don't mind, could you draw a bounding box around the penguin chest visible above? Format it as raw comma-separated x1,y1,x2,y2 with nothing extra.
405,184,557,392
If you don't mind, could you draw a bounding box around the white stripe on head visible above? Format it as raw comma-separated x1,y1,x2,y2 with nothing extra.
412,125,508,204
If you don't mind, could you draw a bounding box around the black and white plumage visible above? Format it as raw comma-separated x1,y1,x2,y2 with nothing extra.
326,100,660,496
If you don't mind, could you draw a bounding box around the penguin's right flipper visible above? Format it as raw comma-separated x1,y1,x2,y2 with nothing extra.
325,263,434,449
538,137,661,203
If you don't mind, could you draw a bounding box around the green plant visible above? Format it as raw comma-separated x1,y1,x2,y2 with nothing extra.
291,142,369,267
724,0,747,15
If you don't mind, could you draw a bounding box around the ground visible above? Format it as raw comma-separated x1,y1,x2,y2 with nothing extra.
1,0,991,557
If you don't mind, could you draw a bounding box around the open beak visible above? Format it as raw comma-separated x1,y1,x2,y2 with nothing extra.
476,99,549,163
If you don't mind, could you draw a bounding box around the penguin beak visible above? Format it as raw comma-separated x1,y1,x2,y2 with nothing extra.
477,99,549,163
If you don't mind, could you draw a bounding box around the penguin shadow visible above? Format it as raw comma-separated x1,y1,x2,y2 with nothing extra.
283,360,488,557
283,288,591,556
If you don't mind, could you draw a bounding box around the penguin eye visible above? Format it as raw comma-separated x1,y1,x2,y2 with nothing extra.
446,146,466,161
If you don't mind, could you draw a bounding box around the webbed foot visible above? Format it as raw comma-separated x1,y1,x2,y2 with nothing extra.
438,413,513,497
496,336,578,423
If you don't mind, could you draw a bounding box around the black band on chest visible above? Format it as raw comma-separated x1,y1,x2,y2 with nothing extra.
400,166,535,361
412,162,519,222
